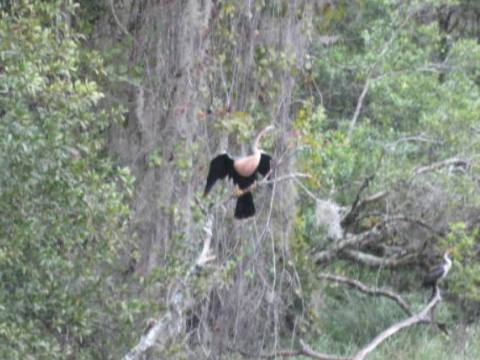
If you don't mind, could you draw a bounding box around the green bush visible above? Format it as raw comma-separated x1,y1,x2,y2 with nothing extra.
0,2,137,358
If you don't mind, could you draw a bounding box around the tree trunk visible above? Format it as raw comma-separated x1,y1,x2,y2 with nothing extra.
94,0,311,356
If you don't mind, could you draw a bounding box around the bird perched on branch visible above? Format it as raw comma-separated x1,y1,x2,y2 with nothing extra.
422,250,452,288
204,125,274,219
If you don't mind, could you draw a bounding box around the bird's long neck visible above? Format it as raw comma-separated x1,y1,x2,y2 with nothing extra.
252,127,271,154
251,131,264,155
443,253,452,271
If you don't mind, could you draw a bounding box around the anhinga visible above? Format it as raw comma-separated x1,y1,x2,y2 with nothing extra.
204,125,274,219
422,250,452,288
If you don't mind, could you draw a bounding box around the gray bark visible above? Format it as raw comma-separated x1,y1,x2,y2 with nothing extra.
94,0,312,356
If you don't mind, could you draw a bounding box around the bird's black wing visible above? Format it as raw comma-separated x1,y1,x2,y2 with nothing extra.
204,153,234,195
257,153,272,178
422,265,444,287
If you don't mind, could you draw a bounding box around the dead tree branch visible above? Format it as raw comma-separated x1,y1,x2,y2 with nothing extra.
313,224,385,264
352,286,442,360
360,191,389,206
341,175,374,228
347,11,412,139
123,313,176,360
123,217,215,360
230,339,351,360
185,217,216,278
341,249,417,269
231,285,443,360
383,215,442,235
293,177,329,204
348,78,370,139
341,186,388,229
318,273,412,316
412,157,468,176
341,150,386,229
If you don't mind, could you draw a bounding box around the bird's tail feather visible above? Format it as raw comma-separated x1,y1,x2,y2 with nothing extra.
234,192,255,219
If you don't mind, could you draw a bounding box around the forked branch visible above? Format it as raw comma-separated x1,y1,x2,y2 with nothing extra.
232,285,443,360
352,286,442,360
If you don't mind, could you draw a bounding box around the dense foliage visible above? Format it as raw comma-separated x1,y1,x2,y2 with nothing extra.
294,0,480,305
0,2,135,358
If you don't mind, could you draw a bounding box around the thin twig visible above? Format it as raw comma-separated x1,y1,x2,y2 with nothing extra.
347,11,412,139
293,177,323,203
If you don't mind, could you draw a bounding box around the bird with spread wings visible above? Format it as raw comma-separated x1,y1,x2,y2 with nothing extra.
204,125,274,219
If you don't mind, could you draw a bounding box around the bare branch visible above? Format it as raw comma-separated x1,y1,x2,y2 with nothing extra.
314,213,435,266
352,286,443,360
229,346,303,359
313,224,385,264
123,218,215,360
348,78,370,140
233,172,310,198
318,273,412,316
185,216,216,279
412,157,468,176
294,177,325,203
263,172,311,185
341,175,377,228
383,215,442,235
232,285,444,360
341,151,386,229
386,133,441,151
347,11,413,139
361,191,389,206
300,340,351,360
123,313,173,360
230,339,351,360
341,249,417,268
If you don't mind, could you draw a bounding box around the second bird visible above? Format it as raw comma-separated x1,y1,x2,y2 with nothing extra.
204,125,274,219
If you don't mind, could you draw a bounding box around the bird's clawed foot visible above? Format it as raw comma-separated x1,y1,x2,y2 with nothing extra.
234,185,244,198
234,181,257,198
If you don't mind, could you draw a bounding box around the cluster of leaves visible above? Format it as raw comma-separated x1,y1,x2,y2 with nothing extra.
293,100,383,201
0,1,139,358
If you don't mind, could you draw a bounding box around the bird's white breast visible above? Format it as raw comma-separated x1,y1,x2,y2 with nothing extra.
233,152,261,177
